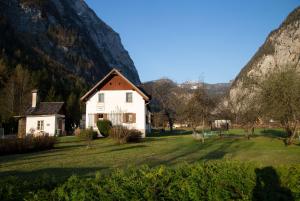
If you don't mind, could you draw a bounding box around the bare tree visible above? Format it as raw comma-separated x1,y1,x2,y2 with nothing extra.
183,82,214,142
258,67,300,145
151,80,179,132
230,91,260,139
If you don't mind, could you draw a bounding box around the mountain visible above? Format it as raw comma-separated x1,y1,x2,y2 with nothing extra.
179,81,230,96
142,78,230,114
143,78,230,98
229,6,300,100
0,0,140,130
0,0,140,84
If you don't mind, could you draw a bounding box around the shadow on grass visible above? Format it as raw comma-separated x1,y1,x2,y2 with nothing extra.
109,145,147,152
148,129,192,138
0,166,109,181
260,129,286,138
252,166,294,201
0,142,86,164
200,141,230,160
55,144,86,150
143,137,255,168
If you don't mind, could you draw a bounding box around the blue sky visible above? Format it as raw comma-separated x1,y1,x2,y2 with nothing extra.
85,0,299,84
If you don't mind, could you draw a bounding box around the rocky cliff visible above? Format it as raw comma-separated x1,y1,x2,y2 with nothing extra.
0,0,140,84
229,6,300,100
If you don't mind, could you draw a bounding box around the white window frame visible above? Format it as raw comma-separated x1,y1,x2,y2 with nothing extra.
98,93,104,103
37,120,44,130
126,92,133,103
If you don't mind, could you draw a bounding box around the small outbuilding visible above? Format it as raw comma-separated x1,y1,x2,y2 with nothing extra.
211,119,231,130
18,90,65,137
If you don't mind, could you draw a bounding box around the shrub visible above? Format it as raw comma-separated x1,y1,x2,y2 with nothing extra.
96,120,112,137
110,126,142,144
0,135,56,156
1,161,300,201
78,128,98,140
77,128,98,147
74,127,81,136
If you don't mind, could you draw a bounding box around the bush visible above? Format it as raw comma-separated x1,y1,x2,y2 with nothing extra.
0,135,56,156
77,128,98,147
1,161,300,201
78,128,98,140
74,127,81,136
110,126,142,144
96,120,112,137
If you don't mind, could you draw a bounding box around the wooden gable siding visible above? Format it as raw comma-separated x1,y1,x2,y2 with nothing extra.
99,74,134,91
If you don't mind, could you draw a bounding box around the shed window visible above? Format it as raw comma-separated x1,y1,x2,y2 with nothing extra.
37,120,44,130
126,92,133,103
98,93,104,103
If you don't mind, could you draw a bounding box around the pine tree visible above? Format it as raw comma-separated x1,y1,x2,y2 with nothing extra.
0,58,7,88
45,87,56,102
66,92,81,131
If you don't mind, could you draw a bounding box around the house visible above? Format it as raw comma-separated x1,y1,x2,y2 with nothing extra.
80,68,151,137
18,90,65,137
211,119,231,130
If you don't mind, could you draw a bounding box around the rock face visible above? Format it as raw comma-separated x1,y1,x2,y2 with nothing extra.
0,0,140,84
229,6,300,100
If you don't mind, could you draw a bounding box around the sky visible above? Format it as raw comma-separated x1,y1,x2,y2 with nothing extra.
85,0,299,84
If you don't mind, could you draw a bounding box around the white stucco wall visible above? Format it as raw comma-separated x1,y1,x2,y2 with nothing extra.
85,90,147,137
26,115,65,136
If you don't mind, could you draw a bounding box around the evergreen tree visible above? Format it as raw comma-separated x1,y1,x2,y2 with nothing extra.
45,87,56,102
0,58,8,88
66,92,81,132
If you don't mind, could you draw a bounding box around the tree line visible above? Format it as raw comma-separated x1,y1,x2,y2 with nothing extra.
144,66,300,145
0,57,86,134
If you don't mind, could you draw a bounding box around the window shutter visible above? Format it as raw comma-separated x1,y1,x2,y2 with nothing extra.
103,113,108,120
94,114,98,124
132,113,136,123
123,113,127,123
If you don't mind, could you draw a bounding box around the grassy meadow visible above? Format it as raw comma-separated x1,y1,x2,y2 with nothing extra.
0,128,299,181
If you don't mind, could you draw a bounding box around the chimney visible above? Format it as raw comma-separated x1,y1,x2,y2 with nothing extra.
32,89,38,108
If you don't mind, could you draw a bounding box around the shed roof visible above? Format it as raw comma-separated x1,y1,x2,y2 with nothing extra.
25,102,64,116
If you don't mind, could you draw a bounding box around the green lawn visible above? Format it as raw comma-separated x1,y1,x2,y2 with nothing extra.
0,128,299,180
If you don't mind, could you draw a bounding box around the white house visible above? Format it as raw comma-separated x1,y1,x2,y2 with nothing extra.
211,119,231,130
20,90,65,137
80,69,151,137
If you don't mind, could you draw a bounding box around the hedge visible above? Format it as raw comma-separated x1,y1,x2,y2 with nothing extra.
0,161,299,201
97,120,112,137
0,135,56,156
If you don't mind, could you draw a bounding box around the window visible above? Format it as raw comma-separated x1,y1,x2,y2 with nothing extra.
98,93,104,103
126,92,133,103
123,113,136,123
37,120,44,130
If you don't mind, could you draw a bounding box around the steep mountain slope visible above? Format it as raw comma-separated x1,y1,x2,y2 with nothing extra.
229,6,300,100
0,0,140,84
0,0,141,130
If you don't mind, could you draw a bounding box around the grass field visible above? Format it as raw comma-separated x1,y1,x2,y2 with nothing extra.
0,128,299,180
